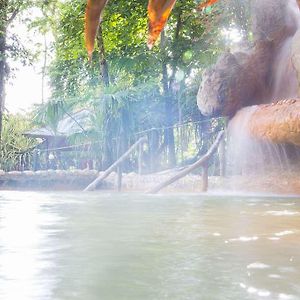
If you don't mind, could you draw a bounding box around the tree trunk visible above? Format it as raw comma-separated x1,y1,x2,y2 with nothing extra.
0,36,5,140
96,23,110,87
159,9,183,169
161,30,176,168
41,34,47,104
0,2,7,140
164,99,176,167
97,22,112,168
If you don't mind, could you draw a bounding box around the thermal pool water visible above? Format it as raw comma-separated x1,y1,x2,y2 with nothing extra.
0,192,300,299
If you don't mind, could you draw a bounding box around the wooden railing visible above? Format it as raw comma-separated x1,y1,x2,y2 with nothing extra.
147,130,225,194
84,136,147,191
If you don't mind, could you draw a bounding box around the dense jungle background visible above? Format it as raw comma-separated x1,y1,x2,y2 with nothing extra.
0,0,250,172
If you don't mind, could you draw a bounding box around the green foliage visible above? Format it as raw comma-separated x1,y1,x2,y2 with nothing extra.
0,0,43,66
29,0,230,169
0,114,37,171
3,0,233,171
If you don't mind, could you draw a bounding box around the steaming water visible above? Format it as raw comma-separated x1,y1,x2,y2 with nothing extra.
227,106,295,175
0,191,300,300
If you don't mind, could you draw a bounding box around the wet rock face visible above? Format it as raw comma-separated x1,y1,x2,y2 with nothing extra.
197,50,270,117
248,99,300,146
197,53,244,117
232,99,300,146
197,0,300,118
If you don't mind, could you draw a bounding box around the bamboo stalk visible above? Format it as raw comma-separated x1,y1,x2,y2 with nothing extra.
147,130,224,194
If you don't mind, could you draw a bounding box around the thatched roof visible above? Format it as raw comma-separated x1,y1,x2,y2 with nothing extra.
24,110,91,139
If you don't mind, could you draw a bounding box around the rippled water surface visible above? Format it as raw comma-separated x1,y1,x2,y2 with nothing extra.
0,191,300,300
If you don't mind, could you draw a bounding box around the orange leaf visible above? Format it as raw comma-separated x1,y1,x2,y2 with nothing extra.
85,0,109,59
198,0,219,9
147,0,176,49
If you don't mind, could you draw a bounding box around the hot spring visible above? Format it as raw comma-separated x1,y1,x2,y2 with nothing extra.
1,0,300,299
0,191,300,300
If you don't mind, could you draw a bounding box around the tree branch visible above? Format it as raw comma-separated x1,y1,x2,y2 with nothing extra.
7,8,20,25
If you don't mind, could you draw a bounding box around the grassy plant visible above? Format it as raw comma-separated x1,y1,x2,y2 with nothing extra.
0,114,37,171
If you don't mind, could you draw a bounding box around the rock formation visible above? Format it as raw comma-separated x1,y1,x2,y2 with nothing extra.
197,48,272,117
231,99,300,146
197,0,300,151
197,0,300,118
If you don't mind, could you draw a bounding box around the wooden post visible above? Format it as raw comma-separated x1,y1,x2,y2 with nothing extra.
19,154,23,171
84,136,147,191
117,166,122,192
46,140,49,170
147,131,224,194
138,141,143,175
33,149,38,171
149,132,154,173
25,152,30,171
218,135,226,177
202,162,209,192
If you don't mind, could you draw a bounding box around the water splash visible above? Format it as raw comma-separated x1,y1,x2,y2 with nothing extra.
227,106,294,175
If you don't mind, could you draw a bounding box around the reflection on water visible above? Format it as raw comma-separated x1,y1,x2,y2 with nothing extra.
0,192,300,299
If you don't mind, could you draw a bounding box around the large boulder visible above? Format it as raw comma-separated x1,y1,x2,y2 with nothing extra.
197,48,271,117
197,0,300,118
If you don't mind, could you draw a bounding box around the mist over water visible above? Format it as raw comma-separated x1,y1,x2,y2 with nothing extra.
1,192,300,300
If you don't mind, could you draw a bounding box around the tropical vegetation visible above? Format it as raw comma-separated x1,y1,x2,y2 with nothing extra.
0,0,245,172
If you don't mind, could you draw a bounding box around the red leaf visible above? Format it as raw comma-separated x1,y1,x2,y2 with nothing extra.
147,0,177,49
198,0,219,9
85,0,109,59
